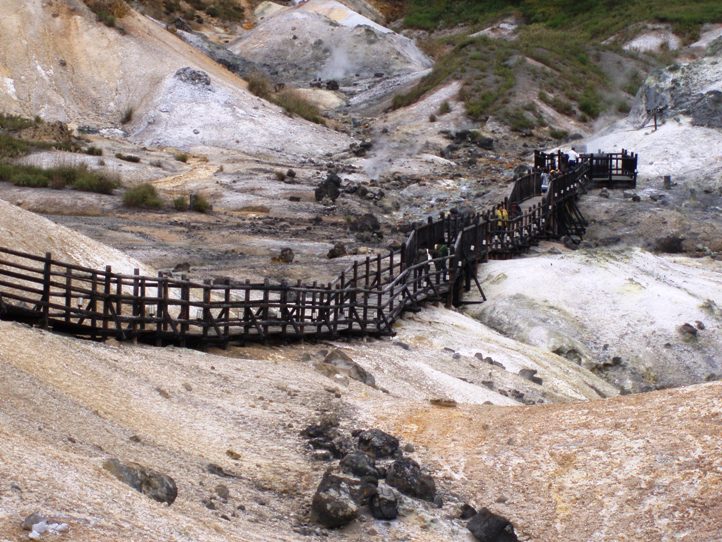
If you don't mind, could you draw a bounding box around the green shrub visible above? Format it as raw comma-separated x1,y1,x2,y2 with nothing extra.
0,114,34,132
85,146,103,156
437,100,452,115
173,195,189,211
11,171,49,188
190,193,211,213
123,183,163,208
174,152,189,163
579,89,603,119
550,128,569,140
0,134,33,159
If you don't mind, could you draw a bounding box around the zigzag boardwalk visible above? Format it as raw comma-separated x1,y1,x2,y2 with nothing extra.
0,152,636,347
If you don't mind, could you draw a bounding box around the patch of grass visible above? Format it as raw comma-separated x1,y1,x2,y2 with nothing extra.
437,101,452,115
578,89,604,119
0,134,33,160
0,163,119,193
85,146,103,156
549,128,569,140
246,72,273,100
172,195,189,211
0,114,35,132
115,152,141,163
123,183,163,208
273,89,324,125
174,152,189,163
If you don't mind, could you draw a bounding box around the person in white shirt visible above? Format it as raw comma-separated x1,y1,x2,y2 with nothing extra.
567,147,579,166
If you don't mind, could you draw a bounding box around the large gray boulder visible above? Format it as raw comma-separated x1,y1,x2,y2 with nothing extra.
467,508,519,542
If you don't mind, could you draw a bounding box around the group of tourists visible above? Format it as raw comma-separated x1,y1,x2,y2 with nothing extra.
495,199,523,230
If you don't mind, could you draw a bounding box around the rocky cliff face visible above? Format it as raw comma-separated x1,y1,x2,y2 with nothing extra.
630,38,722,129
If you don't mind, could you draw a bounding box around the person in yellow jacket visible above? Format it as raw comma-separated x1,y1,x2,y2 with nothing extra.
496,203,509,229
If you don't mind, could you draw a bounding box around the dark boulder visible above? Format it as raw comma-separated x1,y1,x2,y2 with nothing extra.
326,80,340,91
357,428,399,459
312,468,378,528
467,508,518,542
460,503,477,520
315,172,342,202
273,247,294,263
688,90,722,129
349,213,380,233
369,485,398,520
654,234,685,254
311,471,359,528
103,458,178,505
385,457,436,501
340,451,379,480
327,242,347,259
519,368,543,385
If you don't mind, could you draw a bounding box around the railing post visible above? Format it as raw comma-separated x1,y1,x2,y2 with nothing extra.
103,265,112,337
41,252,51,330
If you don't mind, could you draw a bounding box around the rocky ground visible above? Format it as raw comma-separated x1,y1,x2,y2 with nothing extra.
0,1,721,541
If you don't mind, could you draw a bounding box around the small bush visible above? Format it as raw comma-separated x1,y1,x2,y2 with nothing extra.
115,152,141,163
85,146,103,156
437,100,451,115
150,159,163,168
190,193,211,213
0,114,34,132
246,72,272,100
550,128,569,140
428,114,437,122
174,152,189,163
123,183,163,208
173,195,189,211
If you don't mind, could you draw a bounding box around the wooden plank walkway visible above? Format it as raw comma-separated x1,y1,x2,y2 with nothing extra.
0,153,635,347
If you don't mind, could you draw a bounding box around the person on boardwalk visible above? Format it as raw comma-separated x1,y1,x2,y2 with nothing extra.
434,243,449,281
567,147,579,167
540,169,550,193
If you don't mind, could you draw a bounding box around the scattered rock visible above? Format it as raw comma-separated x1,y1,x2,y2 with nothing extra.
356,428,399,459
518,368,543,385
315,172,342,202
226,449,241,460
695,320,706,330
349,213,381,233
459,503,477,520
156,387,171,399
206,463,236,478
369,485,398,520
403,442,415,453
174,67,211,87
311,470,360,528
654,234,685,253
599,188,610,198
315,349,376,387
679,323,698,338
215,484,230,500
272,247,295,264
182,382,192,391
386,457,436,502
327,242,347,259
340,451,379,479
172,262,191,272
103,458,178,505
467,508,519,542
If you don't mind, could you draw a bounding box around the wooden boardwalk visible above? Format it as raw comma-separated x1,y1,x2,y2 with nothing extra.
0,153,635,347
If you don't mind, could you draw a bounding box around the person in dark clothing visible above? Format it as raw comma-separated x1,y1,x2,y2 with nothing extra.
434,243,449,281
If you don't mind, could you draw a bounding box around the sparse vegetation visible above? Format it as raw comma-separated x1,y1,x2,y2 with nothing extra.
190,193,211,213
123,183,163,208
172,195,189,211
85,146,103,156
174,152,189,163
0,163,119,193
273,89,324,125
437,101,452,115
84,0,129,28
549,128,569,140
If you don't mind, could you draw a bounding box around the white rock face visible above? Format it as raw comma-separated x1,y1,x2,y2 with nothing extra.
230,0,431,87
468,248,722,392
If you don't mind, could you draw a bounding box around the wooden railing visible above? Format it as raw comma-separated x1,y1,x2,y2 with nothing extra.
0,156,603,346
